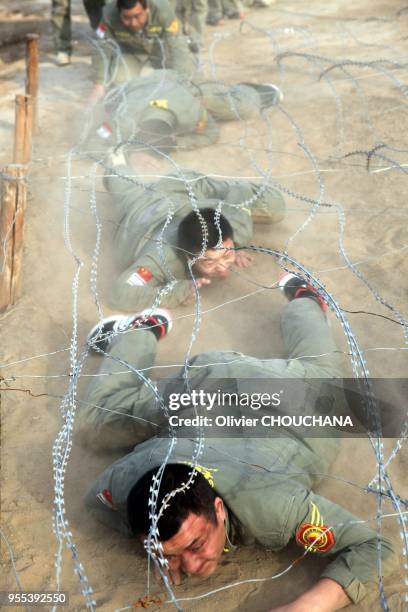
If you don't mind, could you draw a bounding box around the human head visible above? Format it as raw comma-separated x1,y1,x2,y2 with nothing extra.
178,208,236,279
128,464,227,578
117,0,149,32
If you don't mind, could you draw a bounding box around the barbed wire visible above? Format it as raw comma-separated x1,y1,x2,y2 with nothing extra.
1,6,408,611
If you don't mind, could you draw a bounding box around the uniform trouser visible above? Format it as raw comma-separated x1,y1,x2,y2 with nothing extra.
173,0,207,42
77,298,341,454
83,0,105,29
207,0,241,20
108,53,155,85
196,81,267,121
52,0,71,53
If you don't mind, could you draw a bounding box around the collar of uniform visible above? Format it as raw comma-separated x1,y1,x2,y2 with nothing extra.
223,507,237,553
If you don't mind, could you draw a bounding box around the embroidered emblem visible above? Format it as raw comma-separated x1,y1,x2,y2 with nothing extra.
165,19,179,34
96,122,113,139
179,461,218,488
196,109,208,133
96,488,115,508
149,99,169,110
295,502,335,553
96,22,107,39
126,267,153,286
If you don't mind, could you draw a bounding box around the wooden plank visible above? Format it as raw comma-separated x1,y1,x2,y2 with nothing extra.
25,34,39,132
0,167,20,311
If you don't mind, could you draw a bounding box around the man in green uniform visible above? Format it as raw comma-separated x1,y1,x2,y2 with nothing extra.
84,0,106,29
90,0,196,103
171,0,207,50
96,69,282,148
102,156,285,311
82,278,395,609
206,0,242,25
52,0,72,65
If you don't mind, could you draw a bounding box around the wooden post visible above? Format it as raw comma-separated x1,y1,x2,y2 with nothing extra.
0,167,26,311
0,93,32,311
25,34,39,131
13,94,32,164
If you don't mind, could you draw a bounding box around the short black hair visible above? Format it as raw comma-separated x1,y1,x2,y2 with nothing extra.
177,208,234,256
117,0,147,11
127,463,217,541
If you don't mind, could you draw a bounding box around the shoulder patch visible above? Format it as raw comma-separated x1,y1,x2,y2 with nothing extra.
296,523,335,553
96,22,107,39
149,99,169,110
96,489,115,509
127,267,153,286
295,502,335,553
165,19,179,34
96,121,113,139
178,461,218,488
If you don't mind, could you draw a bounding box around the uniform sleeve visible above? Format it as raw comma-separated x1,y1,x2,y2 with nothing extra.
176,113,220,149
103,164,147,199
91,19,116,84
284,490,396,604
109,257,192,311
154,1,196,77
162,31,197,77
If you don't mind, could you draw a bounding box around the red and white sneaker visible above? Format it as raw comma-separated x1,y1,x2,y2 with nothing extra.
278,272,328,313
87,308,172,353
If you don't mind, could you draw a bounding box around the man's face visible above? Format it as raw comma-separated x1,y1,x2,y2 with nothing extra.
119,3,149,32
161,497,226,578
193,239,236,280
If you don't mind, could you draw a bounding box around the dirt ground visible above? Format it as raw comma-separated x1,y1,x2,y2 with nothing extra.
1,0,408,610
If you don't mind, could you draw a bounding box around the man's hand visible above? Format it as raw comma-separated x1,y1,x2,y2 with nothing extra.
235,251,254,268
181,278,211,304
269,579,351,612
89,83,106,105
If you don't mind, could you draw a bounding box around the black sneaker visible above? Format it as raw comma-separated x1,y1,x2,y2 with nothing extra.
187,38,200,53
206,14,224,25
224,10,242,19
87,309,172,353
278,272,327,313
240,82,283,108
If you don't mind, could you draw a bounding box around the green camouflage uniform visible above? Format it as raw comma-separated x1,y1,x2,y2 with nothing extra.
84,0,106,29
170,0,207,45
82,298,395,605
207,0,241,22
92,0,196,83
52,0,72,54
106,69,278,148
103,165,285,311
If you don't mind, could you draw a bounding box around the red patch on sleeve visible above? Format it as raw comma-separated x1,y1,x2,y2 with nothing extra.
136,267,153,282
295,523,335,553
96,488,115,509
96,22,107,39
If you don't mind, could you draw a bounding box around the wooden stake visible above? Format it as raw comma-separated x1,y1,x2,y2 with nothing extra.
24,96,33,164
0,167,26,311
13,94,33,164
25,34,39,131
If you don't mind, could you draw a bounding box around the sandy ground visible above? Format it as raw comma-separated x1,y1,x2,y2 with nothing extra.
1,0,408,610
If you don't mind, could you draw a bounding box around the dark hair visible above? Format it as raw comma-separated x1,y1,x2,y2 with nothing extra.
117,0,147,10
178,208,234,256
127,464,217,541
